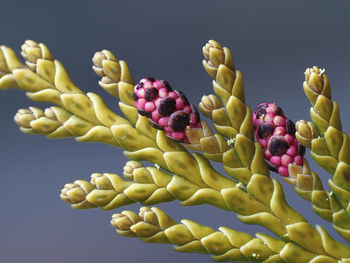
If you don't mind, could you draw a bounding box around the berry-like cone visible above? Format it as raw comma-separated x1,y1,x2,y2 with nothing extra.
133,77,201,143
253,103,305,177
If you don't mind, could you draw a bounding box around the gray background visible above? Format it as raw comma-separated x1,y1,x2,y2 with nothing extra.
1,1,350,262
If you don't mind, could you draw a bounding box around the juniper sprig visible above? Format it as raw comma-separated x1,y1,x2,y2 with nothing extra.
110,206,350,263
1,39,350,262
296,66,350,241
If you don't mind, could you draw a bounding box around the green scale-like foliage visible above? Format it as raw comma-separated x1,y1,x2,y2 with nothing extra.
1,39,350,262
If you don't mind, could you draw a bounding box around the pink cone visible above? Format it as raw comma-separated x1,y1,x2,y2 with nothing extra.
253,102,305,177
133,77,201,143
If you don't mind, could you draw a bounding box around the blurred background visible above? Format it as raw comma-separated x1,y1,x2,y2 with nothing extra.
1,1,350,262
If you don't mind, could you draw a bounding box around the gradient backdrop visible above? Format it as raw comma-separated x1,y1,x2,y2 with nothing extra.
1,1,350,262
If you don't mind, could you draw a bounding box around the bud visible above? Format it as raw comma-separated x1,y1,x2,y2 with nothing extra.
139,207,159,226
90,173,114,190
92,50,120,83
14,107,44,129
202,40,235,79
111,211,141,233
185,120,230,156
123,161,144,180
295,120,318,148
14,107,62,134
202,40,225,68
185,124,204,146
14,109,36,128
111,213,134,231
286,159,314,192
304,66,325,94
296,120,312,138
60,183,89,204
186,120,211,149
21,40,52,70
288,162,303,180
44,107,59,121
92,51,107,76
21,40,41,66
199,94,223,119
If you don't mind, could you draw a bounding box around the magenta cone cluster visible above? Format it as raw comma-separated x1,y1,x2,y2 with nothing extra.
133,77,201,143
253,103,305,177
